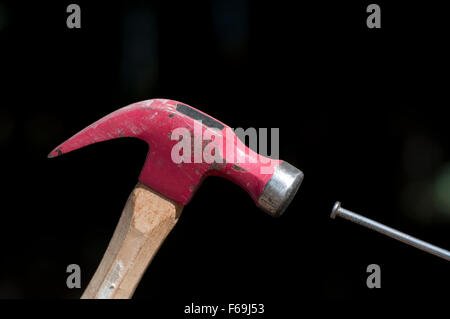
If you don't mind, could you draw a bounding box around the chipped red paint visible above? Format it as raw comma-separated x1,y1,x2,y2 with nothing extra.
48,99,281,205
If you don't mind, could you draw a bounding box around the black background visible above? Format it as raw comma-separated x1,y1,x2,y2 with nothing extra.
0,0,449,313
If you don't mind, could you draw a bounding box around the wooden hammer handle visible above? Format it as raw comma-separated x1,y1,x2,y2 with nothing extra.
81,183,183,299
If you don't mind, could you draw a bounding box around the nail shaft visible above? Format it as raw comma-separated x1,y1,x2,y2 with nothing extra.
331,202,450,261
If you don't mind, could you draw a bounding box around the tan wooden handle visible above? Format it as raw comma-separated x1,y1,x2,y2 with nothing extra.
81,182,183,299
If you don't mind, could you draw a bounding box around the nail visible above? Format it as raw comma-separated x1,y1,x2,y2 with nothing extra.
331,201,450,261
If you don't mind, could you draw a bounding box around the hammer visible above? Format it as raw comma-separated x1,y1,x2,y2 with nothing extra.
49,99,303,299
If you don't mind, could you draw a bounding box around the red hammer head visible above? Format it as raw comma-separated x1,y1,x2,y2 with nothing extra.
49,99,303,216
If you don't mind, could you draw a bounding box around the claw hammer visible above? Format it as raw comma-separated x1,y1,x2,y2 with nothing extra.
49,99,304,298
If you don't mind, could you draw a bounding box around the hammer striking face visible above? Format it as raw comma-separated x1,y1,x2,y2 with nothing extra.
49,99,303,217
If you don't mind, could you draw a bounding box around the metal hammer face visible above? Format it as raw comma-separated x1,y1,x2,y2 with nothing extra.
49,99,303,216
